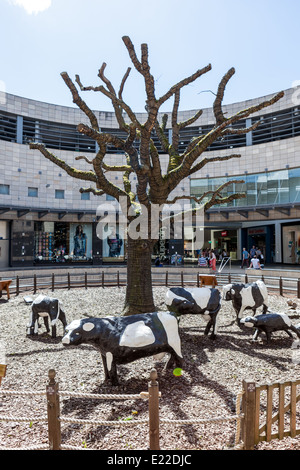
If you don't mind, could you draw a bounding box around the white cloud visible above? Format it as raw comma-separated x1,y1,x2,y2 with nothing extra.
8,0,52,15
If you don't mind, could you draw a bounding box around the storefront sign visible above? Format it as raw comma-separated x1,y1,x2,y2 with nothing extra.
221,231,228,237
248,227,266,235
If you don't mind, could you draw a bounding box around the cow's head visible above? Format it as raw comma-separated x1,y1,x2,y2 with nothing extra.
240,316,257,328
62,319,97,346
222,284,235,301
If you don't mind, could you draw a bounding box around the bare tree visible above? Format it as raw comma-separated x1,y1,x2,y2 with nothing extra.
30,36,283,315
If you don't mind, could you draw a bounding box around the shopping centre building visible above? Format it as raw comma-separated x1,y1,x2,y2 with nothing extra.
0,86,300,268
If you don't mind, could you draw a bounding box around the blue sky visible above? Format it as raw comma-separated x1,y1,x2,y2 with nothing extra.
1,0,300,113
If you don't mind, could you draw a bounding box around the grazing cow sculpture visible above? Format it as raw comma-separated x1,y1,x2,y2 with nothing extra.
222,280,268,326
240,311,300,344
27,294,67,338
165,287,221,339
62,311,183,385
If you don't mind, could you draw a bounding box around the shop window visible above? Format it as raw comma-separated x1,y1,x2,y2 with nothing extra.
34,221,93,263
28,187,38,197
55,189,65,199
0,184,9,195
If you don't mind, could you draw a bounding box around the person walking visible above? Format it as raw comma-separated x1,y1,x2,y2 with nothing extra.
209,250,217,271
241,247,249,268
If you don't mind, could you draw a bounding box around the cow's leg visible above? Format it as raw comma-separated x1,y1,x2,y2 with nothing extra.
290,325,300,339
101,354,110,382
252,328,260,341
43,316,50,333
165,351,184,370
27,310,39,335
101,353,119,385
237,306,246,326
109,361,119,386
262,303,268,314
59,310,67,331
51,324,57,339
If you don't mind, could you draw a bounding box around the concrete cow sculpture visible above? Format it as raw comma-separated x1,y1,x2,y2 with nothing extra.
165,287,221,339
62,311,183,385
27,294,67,338
240,312,300,344
222,280,268,326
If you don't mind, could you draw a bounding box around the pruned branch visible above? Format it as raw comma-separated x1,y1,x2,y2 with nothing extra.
61,72,99,132
213,67,235,125
29,142,97,182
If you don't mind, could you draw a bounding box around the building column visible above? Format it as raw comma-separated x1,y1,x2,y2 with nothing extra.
275,221,282,263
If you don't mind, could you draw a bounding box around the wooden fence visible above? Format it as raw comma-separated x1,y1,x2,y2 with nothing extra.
242,378,300,449
1,270,300,298
0,368,299,450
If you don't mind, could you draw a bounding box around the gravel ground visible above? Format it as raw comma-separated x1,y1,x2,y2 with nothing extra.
0,286,300,451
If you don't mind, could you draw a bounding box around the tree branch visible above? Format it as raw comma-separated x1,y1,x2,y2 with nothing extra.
29,143,97,182
60,72,99,131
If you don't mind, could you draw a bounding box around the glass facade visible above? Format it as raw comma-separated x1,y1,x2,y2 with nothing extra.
190,167,300,208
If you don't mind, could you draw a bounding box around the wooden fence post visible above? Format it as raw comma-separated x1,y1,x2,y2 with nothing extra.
67,273,71,290
181,271,184,287
33,274,37,294
46,369,61,450
52,273,55,292
165,271,168,287
117,271,120,288
242,379,256,450
102,271,104,288
197,273,200,287
279,277,283,296
16,276,19,296
297,279,300,299
0,364,6,387
148,368,160,451
85,272,88,289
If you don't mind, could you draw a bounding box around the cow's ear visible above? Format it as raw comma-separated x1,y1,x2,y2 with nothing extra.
230,288,235,295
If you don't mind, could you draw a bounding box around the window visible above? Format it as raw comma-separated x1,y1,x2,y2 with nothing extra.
81,192,90,200
28,187,38,197
0,184,9,195
106,194,115,201
55,189,65,199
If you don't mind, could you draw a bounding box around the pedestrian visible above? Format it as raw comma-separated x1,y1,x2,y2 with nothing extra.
241,247,249,268
209,250,217,271
250,245,256,258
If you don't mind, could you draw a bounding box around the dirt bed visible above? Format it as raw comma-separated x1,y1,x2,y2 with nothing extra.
0,286,299,451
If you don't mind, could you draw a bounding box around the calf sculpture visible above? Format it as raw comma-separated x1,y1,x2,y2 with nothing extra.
27,294,67,338
165,287,221,339
240,311,300,344
62,311,183,385
222,280,268,326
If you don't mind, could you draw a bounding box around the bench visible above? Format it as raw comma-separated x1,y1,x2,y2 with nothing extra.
199,274,218,288
0,280,12,300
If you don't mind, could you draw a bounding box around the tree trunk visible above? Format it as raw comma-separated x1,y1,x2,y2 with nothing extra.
123,237,156,315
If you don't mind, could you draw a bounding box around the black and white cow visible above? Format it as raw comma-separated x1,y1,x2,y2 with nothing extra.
165,287,221,339
27,294,67,338
62,311,183,385
222,280,268,326
240,312,300,344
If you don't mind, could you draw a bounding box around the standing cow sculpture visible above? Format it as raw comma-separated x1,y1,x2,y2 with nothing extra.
62,311,183,385
240,311,300,344
222,280,268,326
27,294,67,338
165,287,221,339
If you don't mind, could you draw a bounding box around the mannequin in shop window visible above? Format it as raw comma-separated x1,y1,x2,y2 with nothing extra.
107,227,123,257
74,225,87,258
